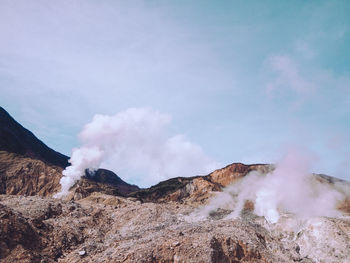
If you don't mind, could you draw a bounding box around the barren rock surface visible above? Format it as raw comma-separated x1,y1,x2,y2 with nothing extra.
1,193,349,263
0,151,63,196
0,151,139,198
1,151,349,263
129,163,272,204
1,107,350,263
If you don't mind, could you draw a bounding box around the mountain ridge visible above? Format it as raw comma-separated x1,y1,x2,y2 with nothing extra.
0,107,139,197
0,107,69,168
0,106,350,263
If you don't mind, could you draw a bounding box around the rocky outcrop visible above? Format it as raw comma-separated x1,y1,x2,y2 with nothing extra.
0,196,87,262
208,163,272,188
0,151,63,196
130,163,273,203
0,151,139,198
84,169,139,195
0,203,42,262
66,169,139,201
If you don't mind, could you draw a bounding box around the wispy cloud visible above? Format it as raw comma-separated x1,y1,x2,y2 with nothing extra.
295,40,316,59
266,55,315,98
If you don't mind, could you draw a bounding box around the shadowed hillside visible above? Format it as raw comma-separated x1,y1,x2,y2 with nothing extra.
0,107,69,168
0,107,139,198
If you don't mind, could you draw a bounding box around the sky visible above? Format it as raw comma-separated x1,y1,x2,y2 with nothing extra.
1,0,350,184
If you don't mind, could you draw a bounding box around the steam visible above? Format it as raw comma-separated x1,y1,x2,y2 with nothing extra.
55,108,219,197
201,148,346,223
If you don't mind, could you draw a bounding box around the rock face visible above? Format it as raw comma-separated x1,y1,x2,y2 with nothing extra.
0,150,139,198
85,169,139,195
208,163,271,187
0,151,63,196
0,202,42,262
131,163,272,203
66,169,140,201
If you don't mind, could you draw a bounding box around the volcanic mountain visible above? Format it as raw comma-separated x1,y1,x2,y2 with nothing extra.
1,107,350,263
0,107,139,197
0,107,270,201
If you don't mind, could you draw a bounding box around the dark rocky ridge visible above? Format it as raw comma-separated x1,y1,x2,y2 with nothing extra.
0,107,69,168
85,168,136,188
68,169,140,200
130,163,272,203
0,107,139,197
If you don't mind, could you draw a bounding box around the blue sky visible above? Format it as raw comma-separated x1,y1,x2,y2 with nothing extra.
1,0,349,181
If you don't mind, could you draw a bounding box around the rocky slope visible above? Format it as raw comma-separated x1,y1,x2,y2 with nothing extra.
130,163,272,203
0,107,69,168
0,108,139,198
0,151,62,196
1,154,349,263
0,149,139,198
1,193,349,263
1,107,350,262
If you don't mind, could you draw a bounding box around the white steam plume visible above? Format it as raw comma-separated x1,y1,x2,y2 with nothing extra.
55,108,219,197
200,148,347,223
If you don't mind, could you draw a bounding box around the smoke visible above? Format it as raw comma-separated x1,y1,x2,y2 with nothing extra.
55,108,219,197
200,148,346,223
